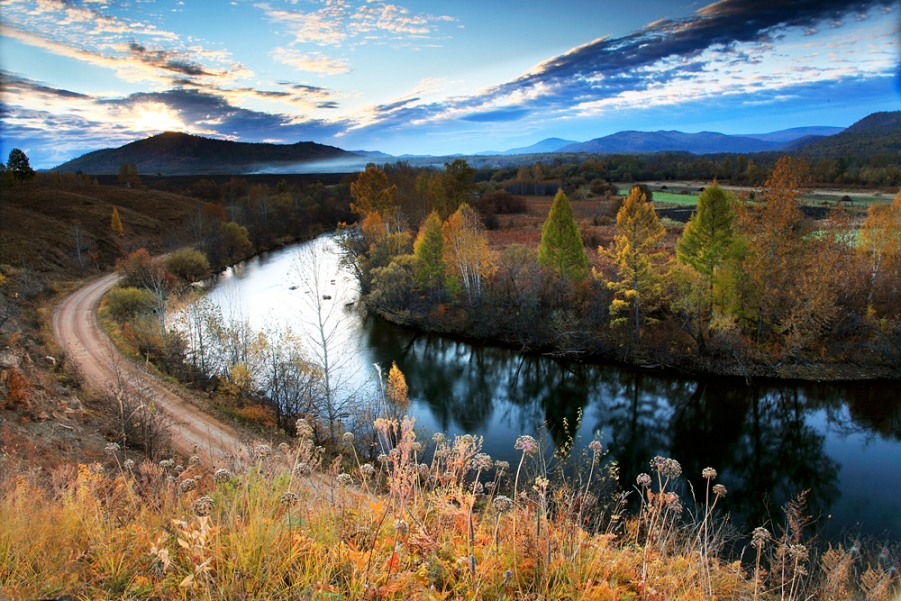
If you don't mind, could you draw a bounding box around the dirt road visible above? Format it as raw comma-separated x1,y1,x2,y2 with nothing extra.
52,273,243,466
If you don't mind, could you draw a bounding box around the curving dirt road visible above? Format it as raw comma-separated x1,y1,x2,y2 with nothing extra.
52,273,243,466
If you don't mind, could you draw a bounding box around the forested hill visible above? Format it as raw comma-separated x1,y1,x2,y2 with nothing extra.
796,111,901,157
53,132,361,175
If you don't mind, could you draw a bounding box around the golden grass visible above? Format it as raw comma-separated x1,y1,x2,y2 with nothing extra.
1,418,898,600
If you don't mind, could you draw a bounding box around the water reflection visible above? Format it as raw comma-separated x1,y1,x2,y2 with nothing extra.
205,238,901,540
359,317,900,538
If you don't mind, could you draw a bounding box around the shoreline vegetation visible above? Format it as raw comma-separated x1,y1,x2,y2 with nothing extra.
3,417,899,600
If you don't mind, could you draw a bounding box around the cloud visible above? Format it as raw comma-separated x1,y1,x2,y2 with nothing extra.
352,0,899,134
256,0,455,48
271,48,351,74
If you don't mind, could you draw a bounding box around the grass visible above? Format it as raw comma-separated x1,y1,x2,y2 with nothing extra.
2,416,897,600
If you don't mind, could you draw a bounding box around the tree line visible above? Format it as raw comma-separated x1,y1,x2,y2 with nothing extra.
341,157,901,376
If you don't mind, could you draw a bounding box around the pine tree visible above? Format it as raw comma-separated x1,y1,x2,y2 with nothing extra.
603,186,666,343
414,211,445,288
111,207,124,237
537,189,589,281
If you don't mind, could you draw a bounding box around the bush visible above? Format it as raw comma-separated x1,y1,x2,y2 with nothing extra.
166,249,211,283
106,287,154,322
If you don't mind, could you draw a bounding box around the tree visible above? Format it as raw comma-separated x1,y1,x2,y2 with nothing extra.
675,182,735,348
111,207,124,237
602,186,667,343
443,204,494,306
386,361,409,414
166,249,211,283
350,165,398,221
858,192,901,309
413,211,445,288
70,220,93,275
118,163,140,188
733,156,808,342
219,221,253,263
441,159,476,218
537,189,589,281
7,149,35,183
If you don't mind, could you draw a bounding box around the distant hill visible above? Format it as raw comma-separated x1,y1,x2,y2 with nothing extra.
742,126,844,143
780,135,829,151
54,132,361,175
557,130,783,154
349,150,395,160
796,111,901,157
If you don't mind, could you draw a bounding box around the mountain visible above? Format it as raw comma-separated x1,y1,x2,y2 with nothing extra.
795,111,901,157
742,126,845,143
350,150,395,159
557,130,783,154
780,135,828,151
502,138,579,155
54,132,361,175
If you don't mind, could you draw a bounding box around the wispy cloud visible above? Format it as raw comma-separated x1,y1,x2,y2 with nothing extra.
256,0,455,47
271,48,351,74
352,0,899,134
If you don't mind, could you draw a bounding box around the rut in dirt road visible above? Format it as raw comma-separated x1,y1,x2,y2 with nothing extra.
52,272,245,466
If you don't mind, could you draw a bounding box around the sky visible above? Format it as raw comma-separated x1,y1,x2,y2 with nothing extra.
1,0,900,169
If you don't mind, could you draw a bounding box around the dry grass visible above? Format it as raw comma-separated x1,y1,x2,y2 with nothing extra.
2,417,897,600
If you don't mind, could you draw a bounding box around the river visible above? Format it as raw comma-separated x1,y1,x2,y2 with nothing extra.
202,236,901,541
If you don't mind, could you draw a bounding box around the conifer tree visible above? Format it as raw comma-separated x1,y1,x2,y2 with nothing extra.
414,211,445,288
603,186,666,343
111,207,124,237
675,182,735,345
537,189,588,281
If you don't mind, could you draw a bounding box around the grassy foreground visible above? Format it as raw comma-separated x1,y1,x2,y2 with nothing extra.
1,418,897,600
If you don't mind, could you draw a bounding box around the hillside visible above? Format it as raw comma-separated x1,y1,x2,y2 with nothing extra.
797,111,901,157
559,130,783,154
0,178,203,276
53,132,360,175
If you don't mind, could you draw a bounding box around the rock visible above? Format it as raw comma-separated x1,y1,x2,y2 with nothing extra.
0,351,18,369
38,411,49,420
45,355,57,366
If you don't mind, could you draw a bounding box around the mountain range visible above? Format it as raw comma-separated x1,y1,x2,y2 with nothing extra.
51,112,900,175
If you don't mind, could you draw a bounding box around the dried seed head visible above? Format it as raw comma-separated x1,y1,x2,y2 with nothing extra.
470,453,493,472
494,460,510,471
123,459,135,471
159,459,175,469
492,495,514,513
179,478,197,493
294,462,311,477
342,432,354,444
713,484,727,498
702,467,717,480
188,455,201,467
105,442,120,456
174,465,184,474
336,473,353,486
377,454,389,464
393,519,409,536
254,444,272,458
432,433,446,444
411,442,423,453
514,435,538,455
213,468,233,483
278,442,290,453
751,527,770,549
662,458,682,479
281,491,299,506
295,419,314,439
359,463,376,477
636,473,652,487
193,496,214,517
588,440,602,452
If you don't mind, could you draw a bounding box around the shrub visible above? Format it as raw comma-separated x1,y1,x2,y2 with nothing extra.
106,287,154,322
166,249,211,283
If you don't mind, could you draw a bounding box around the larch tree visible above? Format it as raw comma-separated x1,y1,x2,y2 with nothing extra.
386,361,409,414
111,207,124,237
602,186,667,344
351,165,398,226
413,211,445,289
443,204,494,306
675,182,735,349
537,189,589,282
733,156,808,343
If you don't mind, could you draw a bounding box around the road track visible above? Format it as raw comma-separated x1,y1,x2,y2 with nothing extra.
52,273,243,466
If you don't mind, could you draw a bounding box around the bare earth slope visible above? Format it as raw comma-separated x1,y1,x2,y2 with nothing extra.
52,272,243,466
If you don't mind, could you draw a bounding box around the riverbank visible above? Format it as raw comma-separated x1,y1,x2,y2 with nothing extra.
369,304,899,383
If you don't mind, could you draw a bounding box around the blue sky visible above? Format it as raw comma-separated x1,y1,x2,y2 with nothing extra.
1,0,899,168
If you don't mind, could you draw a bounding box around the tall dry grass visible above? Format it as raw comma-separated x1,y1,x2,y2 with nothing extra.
1,417,898,600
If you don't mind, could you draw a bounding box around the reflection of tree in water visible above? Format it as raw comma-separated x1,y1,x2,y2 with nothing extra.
729,388,839,531
805,383,901,442
587,370,686,485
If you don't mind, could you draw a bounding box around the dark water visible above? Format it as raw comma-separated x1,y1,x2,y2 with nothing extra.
206,238,901,541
